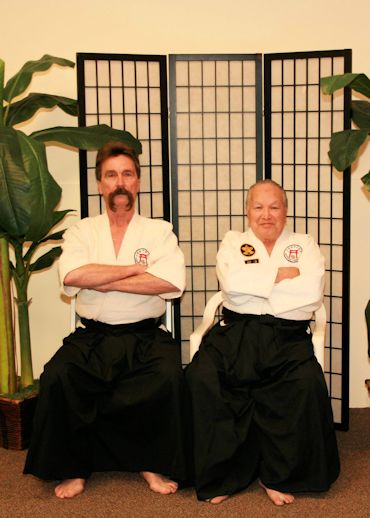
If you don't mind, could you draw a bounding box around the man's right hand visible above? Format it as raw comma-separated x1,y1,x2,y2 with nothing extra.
275,267,300,283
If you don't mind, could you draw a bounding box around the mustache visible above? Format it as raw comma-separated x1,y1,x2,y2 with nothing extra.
108,188,134,211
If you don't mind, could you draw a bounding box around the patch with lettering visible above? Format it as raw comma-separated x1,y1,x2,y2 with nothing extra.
134,248,150,266
240,243,256,257
284,244,303,263
245,259,259,264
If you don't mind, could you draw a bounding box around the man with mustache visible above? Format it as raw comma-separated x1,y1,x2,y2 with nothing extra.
24,142,187,499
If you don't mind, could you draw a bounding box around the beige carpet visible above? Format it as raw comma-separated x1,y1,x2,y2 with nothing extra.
0,408,369,518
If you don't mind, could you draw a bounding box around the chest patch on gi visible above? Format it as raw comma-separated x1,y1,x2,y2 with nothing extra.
241,243,256,257
284,244,303,263
134,248,150,265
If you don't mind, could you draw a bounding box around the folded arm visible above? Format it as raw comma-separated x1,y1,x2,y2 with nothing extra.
93,272,180,295
64,263,147,289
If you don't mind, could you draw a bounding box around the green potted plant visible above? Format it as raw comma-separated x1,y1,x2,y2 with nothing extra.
0,55,141,448
320,72,370,363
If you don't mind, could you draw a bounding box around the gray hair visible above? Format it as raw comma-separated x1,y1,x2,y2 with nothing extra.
246,179,288,210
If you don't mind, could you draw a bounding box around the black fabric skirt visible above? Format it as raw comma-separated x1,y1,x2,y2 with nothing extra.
24,318,188,482
185,310,340,500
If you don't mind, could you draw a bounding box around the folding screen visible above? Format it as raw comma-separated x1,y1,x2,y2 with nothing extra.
264,50,351,429
169,54,263,361
77,50,351,428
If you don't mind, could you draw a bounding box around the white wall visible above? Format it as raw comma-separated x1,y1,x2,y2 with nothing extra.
2,0,369,407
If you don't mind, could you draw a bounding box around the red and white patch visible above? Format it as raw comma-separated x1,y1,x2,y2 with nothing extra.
284,244,303,263
134,248,150,266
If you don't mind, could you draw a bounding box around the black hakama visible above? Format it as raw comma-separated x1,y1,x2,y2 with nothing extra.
24,318,187,482
185,310,340,500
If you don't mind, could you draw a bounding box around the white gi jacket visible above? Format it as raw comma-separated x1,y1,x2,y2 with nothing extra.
216,228,325,321
59,213,185,324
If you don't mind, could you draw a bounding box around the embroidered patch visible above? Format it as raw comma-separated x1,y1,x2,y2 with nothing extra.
284,244,303,263
240,243,256,257
134,248,150,266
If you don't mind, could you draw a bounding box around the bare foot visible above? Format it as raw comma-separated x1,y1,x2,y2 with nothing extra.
140,471,178,494
259,480,294,506
55,478,86,499
207,495,229,504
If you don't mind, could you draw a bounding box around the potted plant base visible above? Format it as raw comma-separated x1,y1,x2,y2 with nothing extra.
0,388,38,450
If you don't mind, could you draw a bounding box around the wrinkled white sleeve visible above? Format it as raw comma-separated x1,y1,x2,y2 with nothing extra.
269,235,325,314
58,223,90,298
216,231,277,306
146,222,186,300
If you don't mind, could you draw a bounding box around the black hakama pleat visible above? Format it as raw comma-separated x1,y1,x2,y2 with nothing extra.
24,318,187,482
185,311,340,500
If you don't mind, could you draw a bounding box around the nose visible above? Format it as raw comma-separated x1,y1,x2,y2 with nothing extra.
261,207,271,219
116,173,126,187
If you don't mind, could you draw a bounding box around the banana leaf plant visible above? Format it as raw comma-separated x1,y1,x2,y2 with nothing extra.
0,55,141,396
320,72,370,190
320,72,370,357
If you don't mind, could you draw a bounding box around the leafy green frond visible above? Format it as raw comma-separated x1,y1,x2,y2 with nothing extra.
361,171,370,191
40,229,66,242
47,209,75,231
328,129,369,171
0,128,31,236
6,93,78,126
23,226,67,263
0,59,4,126
320,73,370,99
351,100,370,130
366,300,370,357
3,55,75,104
29,247,62,272
31,124,142,155
16,132,62,242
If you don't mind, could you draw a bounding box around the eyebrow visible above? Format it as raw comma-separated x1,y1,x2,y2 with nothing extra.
104,168,134,174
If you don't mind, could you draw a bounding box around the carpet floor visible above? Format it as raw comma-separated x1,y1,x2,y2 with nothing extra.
0,408,368,518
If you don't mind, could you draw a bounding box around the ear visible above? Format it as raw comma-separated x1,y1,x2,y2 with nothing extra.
97,181,102,195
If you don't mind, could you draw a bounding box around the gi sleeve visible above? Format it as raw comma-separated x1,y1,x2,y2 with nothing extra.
146,222,186,300
269,235,325,314
58,222,90,298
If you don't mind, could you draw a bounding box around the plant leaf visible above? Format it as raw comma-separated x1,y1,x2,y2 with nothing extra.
321,73,370,98
361,171,370,191
4,55,75,103
365,300,370,357
0,128,31,236
34,209,73,245
321,73,359,94
29,246,62,272
351,100,370,130
6,93,78,126
48,209,75,229
30,124,142,155
328,129,369,171
16,132,62,241
40,229,66,242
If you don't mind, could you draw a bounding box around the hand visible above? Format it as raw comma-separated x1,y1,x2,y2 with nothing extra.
132,263,148,275
275,267,300,283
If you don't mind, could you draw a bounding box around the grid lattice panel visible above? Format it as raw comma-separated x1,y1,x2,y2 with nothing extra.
77,54,170,220
169,55,263,363
264,50,351,429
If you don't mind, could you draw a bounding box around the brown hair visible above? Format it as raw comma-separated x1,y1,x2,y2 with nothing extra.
95,141,141,181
